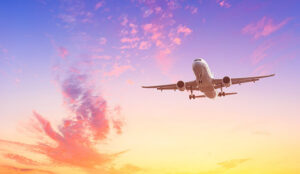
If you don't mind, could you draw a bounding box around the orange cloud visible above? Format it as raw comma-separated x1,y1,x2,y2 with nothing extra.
242,16,291,39
0,165,55,174
3,154,39,166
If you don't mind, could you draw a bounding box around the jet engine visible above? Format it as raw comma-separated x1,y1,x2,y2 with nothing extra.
222,76,231,87
176,80,186,91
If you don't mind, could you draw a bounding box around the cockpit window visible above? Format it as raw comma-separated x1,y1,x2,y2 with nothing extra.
194,58,202,61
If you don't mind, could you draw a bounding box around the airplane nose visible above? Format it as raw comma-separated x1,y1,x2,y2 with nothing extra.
192,61,202,69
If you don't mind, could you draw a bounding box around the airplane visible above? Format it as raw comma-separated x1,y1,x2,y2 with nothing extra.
142,58,275,99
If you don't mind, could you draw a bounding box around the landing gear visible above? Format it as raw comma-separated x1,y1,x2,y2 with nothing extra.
189,94,196,99
189,87,196,99
218,92,226,97
218,85,225,97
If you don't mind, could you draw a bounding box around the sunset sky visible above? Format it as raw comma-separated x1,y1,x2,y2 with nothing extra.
0,0,300,174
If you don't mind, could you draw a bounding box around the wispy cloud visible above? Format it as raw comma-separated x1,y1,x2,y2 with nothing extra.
58,46,68,59
3,153,39,166
250,40,274,65
0,165,55,174
104,64,134,77
242,16,291,39
218,158,250,169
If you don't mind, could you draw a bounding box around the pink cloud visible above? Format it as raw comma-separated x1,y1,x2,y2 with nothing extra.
91,55,111,60
121,16,128,26
121,37,140,43
242,16,291,39
217,0,231,8
99,37,107,45
0,73,124,170
143,9,153,18
172,37,181,45
185,5,198,14
155,48,173,73
95,1,104,10
129,23,138,35
104,64,134,77
58,46,68,59
139,41,151,50
250,40,273,65
177,25,192,36
126,79,134,85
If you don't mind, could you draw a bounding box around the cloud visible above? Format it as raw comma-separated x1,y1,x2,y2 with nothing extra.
104,64,134,77
3,153,39,166
58,46,68,59
126,79,134,85
143,9,153,18
250,40,273,65
108,164,143,174
58,14,76,24
177,25,192,36
121,37,140,43
0,72,124,171
99,37,107,45
0,165,55,174
155,48,173,73
242,16,291,39
185,5,198,14
172,37,181,45
95,1,104,10
217,0,231,8
218,158,250,169
253,130,271,136
139,41,151,50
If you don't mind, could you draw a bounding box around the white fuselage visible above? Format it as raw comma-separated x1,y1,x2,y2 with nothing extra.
192,59,217,98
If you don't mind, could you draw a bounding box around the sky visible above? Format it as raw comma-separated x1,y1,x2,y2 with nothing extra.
0,0,300,173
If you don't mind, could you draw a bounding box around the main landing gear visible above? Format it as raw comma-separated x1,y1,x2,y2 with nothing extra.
189,94,196,99
218,92,226,97
218,86,225,97
189,87,196,99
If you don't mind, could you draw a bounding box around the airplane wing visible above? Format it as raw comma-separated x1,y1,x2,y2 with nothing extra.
142,80,198,91
212,74,275,89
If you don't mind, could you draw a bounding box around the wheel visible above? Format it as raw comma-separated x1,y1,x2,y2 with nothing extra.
193,95,196,99
189,95,192,99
